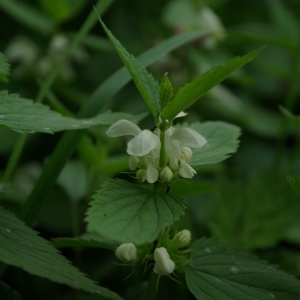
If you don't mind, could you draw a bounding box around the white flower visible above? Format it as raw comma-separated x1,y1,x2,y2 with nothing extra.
165,127,206,178
107,116,207,182
115,243,137,262
107,120,161,183
153,247,175,275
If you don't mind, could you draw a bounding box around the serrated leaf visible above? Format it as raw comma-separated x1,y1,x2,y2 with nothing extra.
0,91,146,133
86,179,186,245
161,48,263,121
185,238,300,300
97,17,161,119
0,208,120,299
185,121,241,166
0,52,10,82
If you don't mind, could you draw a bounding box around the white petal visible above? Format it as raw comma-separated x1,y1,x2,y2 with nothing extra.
127,130,161,156
171,128,207,148
153,247,175,275
146,164,158,183
179,162,196,178
174,111,188,119
115,243,137,262
107,119,141,137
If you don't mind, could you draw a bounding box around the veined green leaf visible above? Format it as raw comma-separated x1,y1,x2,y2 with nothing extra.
287,175,300,197
0,52,10,83
0,91,146,133
161,48,263,121
97,17,160,119
86,179,186,245
185,238,300,300
0,208,120,299
184,121,241,166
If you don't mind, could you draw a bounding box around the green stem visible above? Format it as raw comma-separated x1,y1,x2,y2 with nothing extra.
1,135,26,183
146,272,159,300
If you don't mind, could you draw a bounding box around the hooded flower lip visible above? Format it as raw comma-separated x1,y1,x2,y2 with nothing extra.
153,247,175,275
115,243,137,262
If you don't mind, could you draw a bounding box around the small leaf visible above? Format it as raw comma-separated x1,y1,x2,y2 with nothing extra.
185,238,300,300
0,208,120,299
86,179,186,245
161,48,263,121
159,73,174,110
185,121,241,166
281,106,300,130
0,281,21,300
97,16,160,119
0,52,10,83
0,91,146,133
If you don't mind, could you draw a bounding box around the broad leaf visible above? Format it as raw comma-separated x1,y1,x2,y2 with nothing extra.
0,52,10,82
185,121,241,166
0,208,120,299
86,179,186,245
161,48,263,121
185,238,300,300
98,17,160,119
0,91,146,133
207,173,299,249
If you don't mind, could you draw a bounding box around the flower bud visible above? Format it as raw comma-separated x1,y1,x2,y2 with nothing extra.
153,247,175,275
176,229,191,247
115,243,137,262
159,166,173,182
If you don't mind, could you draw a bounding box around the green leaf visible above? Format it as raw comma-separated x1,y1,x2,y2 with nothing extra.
39,0,87,22
161,48,263,121
185,121,241,166
52,234,118,251
281,106,300,130
208,173,299,249
0,0,55,35
0,281,21,300
97,17,161,119
159,73,174,109
0,91,146,133
86,179,186,245
0,208,120,299
185,238,300,300
0,52,10,83
287,175,300,197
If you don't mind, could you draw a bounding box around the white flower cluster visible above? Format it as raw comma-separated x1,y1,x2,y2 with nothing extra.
107,116,206,183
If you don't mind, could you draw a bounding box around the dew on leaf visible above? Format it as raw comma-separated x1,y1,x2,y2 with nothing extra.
71,124,79,128
0,115,4,118
5,228,11,233
269,293,276,299
205,247,212,253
